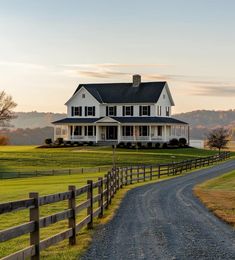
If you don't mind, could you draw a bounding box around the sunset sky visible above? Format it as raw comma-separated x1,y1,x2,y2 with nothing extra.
1,0,235,114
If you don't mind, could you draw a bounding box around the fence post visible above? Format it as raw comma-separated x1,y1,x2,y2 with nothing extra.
104,174,109,209
158,165,161,179
98,177,103,218
29,192,40,260
87,180,93,229
150,165,153,180
116,168,120,190
108,172,112,204
68,185,76,245
119,168,123,188
130,167,133,184
125,168,128,185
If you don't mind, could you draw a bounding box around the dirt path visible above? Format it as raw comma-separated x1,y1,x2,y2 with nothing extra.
81,160,235,260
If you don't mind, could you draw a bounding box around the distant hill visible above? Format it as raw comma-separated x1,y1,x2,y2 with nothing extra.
1,110,235,144
11,111,66,129
174,110,235,128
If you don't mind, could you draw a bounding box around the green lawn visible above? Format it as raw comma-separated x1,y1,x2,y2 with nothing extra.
0,145,231,259
0,145,221,174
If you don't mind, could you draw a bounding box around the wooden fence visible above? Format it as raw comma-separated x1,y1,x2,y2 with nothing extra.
0,166,111,180
0,152,230,260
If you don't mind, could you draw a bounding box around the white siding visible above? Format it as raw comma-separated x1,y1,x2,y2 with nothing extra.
66,87,100,118
154,86,172,117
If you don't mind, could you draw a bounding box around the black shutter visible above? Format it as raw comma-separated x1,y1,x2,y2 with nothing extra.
123,106,125,116
70,126,73,136
93,106,95,116
131,106,134,116
148,106,151,116
94,126,96,135
85,106,87,116
84,126,87,136
139,106,142,116
79,107,82,116
71,106,74,116
106,106,109,116
114,106,117,116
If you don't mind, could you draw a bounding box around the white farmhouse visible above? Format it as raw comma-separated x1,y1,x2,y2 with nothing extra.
53,75,189,146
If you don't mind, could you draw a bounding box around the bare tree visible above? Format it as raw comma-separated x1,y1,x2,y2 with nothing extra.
207,127,230,153
0,91,17,126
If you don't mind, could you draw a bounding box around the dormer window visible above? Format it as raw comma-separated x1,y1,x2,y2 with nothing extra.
139,105,150,116
82,94,85,98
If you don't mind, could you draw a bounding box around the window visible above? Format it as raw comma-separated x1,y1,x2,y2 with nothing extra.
85,106,95,116
166,106,170,116
74,126,82,135
157,126,163,136
71,106,82,116
82,94,85,98
106,106,117,116
139,126,149,136
163,94,165,99
139,105,150,116
84,126,96,136
123,106,133,116
122,126,133,136
157,106,162,116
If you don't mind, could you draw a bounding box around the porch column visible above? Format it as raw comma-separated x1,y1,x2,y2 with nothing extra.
96,125,99,143
71,125,74,140
118,124,121,143
164,125,167,141
149,125,151,141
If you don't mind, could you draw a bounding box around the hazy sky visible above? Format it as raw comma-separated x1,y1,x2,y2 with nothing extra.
1,0,235,114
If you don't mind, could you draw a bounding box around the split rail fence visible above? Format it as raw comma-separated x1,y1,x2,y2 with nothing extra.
0,151,230,260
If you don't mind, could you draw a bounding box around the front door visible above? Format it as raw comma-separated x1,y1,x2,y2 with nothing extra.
106,126,118,140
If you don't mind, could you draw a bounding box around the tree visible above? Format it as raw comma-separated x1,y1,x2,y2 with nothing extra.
0,91,17,126
207,127,230,153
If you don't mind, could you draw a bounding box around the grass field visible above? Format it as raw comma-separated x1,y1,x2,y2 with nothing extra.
0,145,222,173
194,171,235,227
0,146,232,259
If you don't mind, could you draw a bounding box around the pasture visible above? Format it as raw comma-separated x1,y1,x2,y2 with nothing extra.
0,145,220,174
0,146,232,259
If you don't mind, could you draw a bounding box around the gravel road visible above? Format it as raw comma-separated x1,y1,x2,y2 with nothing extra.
81,160,235,260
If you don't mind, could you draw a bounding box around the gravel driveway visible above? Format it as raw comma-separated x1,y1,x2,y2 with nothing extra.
81,160,235,260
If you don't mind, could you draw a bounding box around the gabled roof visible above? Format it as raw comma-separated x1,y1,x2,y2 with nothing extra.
72,82,168,104
52,117,188,125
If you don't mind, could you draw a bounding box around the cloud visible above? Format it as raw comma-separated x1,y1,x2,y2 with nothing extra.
0,61,45,70
193,85,235,97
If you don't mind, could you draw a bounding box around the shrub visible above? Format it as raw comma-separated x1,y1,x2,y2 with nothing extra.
126,142,131,148
179,138,187,147
88,141,94,146
155,142,160,149
162,143,168,149
137,142,142,148
0,135,9,146
45,138,52,145
147,142,152,148
169,138,179,146
56,138,64,145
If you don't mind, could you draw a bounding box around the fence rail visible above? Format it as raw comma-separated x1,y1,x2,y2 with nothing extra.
0,166,112,180
0,152,230,260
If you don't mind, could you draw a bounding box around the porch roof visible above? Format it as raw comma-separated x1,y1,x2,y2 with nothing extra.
52,117,188,125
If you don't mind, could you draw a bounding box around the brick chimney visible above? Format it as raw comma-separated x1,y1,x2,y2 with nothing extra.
132,74,141,87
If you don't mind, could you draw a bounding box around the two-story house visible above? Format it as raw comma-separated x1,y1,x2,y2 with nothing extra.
52,75,189,146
